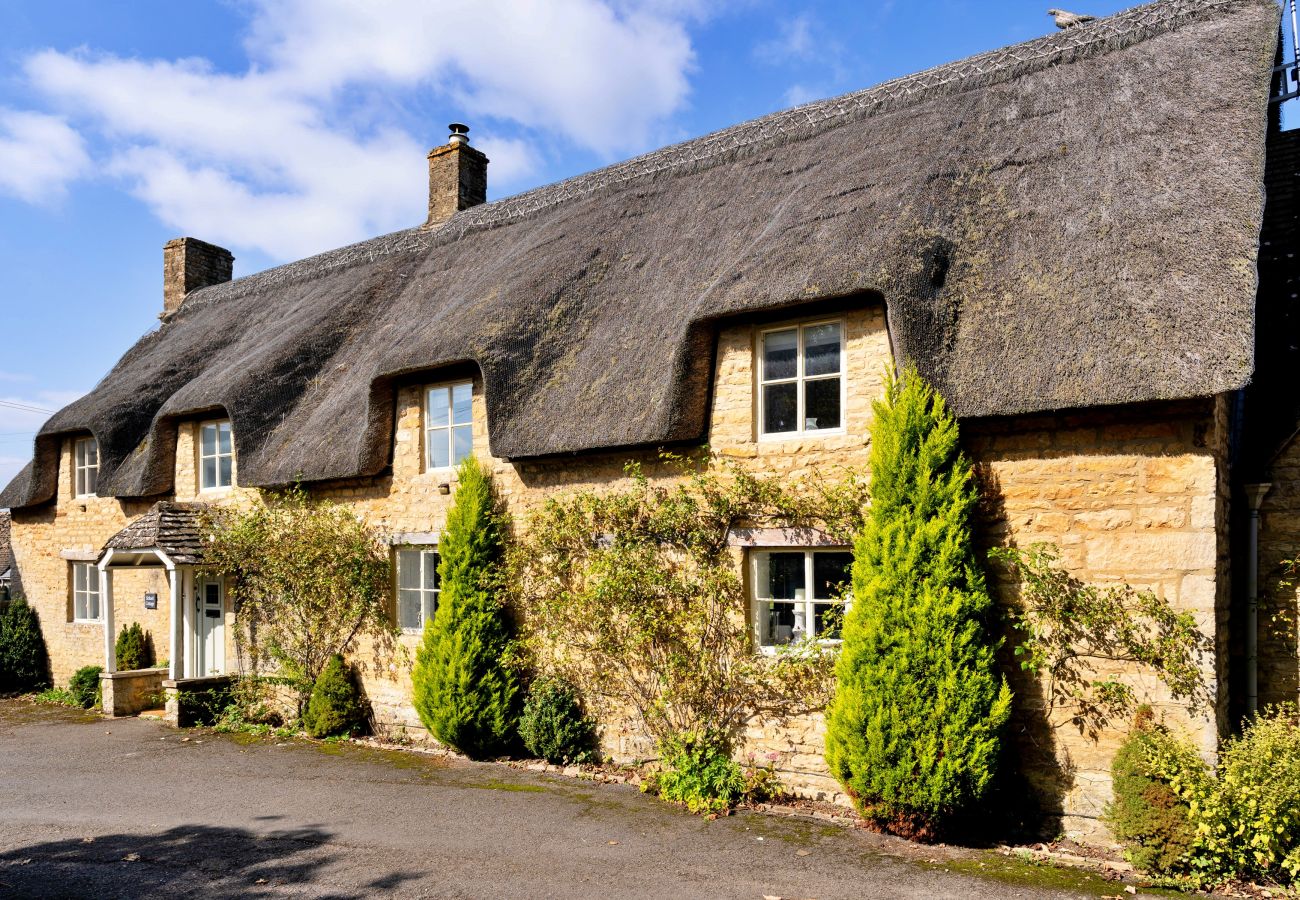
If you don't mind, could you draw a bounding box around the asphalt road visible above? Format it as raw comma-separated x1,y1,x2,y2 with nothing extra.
0,701,1123,899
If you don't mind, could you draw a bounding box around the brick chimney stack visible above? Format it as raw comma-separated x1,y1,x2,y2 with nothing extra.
426,123,488,227
162,237,234,320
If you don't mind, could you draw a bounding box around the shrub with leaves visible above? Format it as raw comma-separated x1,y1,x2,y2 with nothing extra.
1106,707,1196,875
303,654,367,738
202,486,394,714
519,676,598,765
1144,705,1300,887
412,457,520,758
511,452,864,749
114,622,152,671
68,665,102,709
991,543,1212,738
825,367,1011,835
0,595,49,693
645,729,746,815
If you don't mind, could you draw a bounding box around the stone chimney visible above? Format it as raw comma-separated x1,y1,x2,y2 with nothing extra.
163,237,234,319
426,123,488,227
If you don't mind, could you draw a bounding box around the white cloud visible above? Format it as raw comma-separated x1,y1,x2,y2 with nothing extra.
782,84,821,107
19,0,705,262
754,15,816,65
0,108,89,204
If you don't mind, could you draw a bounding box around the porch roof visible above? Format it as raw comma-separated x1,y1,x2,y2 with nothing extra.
101,502,206,566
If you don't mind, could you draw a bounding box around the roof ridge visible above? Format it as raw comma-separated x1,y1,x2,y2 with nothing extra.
179,0,1243,312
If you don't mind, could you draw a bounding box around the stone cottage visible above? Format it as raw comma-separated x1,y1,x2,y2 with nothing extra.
1,0,1295,838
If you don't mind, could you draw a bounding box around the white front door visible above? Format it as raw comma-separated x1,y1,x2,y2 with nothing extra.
194,578,225,676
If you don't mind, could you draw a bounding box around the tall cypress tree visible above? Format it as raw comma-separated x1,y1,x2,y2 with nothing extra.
825,367,1011,832
412,457,519,758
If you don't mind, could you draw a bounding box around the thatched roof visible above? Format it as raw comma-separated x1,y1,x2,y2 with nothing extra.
101,502,206,565
0,0,1280,509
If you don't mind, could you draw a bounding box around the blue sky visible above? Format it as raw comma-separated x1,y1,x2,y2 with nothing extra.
0,0,1291,486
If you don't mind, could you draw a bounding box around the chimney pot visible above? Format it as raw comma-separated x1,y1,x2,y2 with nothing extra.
426,122,488,228
162,237,234,320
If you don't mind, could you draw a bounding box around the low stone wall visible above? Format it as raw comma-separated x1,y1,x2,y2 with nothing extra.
100,668,167,717
163,675,236,727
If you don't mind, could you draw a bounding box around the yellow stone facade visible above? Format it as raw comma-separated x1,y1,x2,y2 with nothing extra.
6,299,1232,838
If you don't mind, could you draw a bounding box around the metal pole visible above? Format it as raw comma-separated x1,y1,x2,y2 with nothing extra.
1244,483,1273,720
1291,0,1300,85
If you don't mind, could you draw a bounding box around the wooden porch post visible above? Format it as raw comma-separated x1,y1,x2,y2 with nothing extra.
169,566,183,681
99,551,116,674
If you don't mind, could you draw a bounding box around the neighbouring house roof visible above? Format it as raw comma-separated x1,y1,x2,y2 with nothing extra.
101,502,206,565
0,0,1280,510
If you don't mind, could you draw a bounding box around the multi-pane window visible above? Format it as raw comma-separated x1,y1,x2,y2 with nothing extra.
72,562,101,622
199,420,233,490
396,548,440,631
759,321,844,436
74,437,99,497
425,382,473,470
752,549,852,648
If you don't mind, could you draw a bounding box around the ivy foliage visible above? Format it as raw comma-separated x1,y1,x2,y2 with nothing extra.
202,486,394,714
825,367,1011,833
990,542,1213,738
115,622,152,671
303,654,367,738
412,457,520,759
0,595,49,693
510,452,867,748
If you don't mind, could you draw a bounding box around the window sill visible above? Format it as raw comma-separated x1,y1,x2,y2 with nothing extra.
757,640,842,656
199,486,236,496
72,619,104,626
756,428,847,444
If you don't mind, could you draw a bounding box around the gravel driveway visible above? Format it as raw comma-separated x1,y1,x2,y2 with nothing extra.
0,701,1135,899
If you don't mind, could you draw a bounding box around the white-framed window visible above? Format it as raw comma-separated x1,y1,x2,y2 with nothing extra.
751,548,853,649
758,320,844,437
425,382,473,470
74,436,99,497
72,562,102,622
396,548,440,631
199,420,234,490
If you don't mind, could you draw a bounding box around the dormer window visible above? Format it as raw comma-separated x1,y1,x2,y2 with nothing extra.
425,382,473,471
74,436,99,497
199,420,234,490
759,321,844,437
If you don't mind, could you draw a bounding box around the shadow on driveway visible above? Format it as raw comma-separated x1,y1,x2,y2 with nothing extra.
0,822,420,899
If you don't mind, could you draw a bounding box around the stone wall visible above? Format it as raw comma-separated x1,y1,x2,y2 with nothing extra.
967,398,1229,837
8,437,171,686
101,667,167,717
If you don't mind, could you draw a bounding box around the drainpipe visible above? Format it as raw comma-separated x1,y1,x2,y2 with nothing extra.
1244,483,1272,719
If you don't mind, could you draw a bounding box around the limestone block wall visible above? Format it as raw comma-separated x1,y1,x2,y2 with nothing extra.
967,399,1230,837
8,438,170,686
1256,434,1300,709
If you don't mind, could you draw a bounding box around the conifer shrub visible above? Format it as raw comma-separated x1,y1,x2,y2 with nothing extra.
114,622,153,671
302,654,367,738
0,596,50,693
1107,707,1196,876
824,367,1011,836
68,665,103,709
412,457,520,758
518,676,598,765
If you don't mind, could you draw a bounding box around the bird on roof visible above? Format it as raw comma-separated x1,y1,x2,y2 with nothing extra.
1048,8,1096,28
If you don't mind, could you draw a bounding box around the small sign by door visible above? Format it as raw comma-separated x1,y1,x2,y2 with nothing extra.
144,592,158,610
